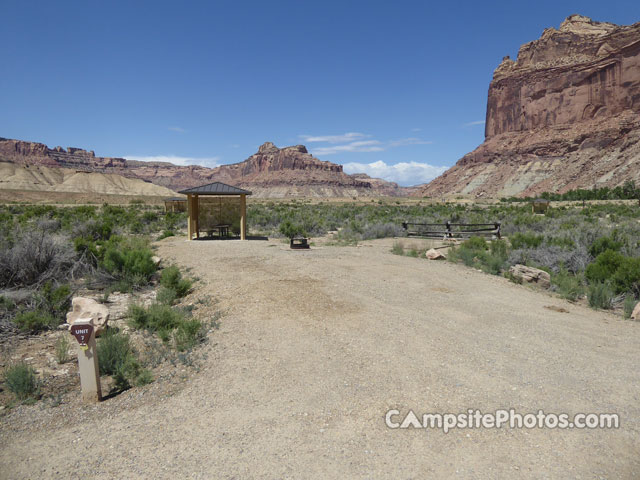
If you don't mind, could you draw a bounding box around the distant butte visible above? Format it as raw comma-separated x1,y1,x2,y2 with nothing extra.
0,138,408,198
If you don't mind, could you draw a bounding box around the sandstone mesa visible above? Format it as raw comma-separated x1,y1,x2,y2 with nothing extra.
419,14,640,198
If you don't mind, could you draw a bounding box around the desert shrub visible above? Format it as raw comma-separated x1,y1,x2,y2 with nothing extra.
552,269,584,302
173,318,206,352
586,250,640,294
97,329,143,391
135,368,154,386
361,222,404,240
4,362,40,401
0,229,77,288
72,218,113,242
279,220,307,239
128,303,184,335
100,238,157,289
35,282,71,320
610,256,640,296
156,286,178,306
545,236,575,249
141,211,158,224
159,266,192,298
510,232,544,249
462,236,488,251
0,295,16,312
588,282,614,310
449,237,506,275
623,296,637,319
128,303,204,351
391,241,404,255
13,310,57,333
158,230,175,240
589,235,624,257
509,244,591,275
55,334,71,364
73,237,100,264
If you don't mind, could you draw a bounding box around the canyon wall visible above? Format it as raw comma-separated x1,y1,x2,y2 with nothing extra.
419,15,640,198
0,139,407,197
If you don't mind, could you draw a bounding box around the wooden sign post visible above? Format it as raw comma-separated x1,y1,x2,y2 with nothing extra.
70,319,102,402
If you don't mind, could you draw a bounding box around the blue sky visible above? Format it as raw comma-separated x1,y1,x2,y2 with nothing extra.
1,1,638,186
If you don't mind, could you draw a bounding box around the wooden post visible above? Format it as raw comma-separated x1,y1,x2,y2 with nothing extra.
194,194,200,239
187,195,194,240
70,319,101,403
240,194,247,240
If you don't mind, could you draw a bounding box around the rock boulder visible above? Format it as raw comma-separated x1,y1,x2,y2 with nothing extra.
508,265,551,289
66,297,110,335
426,248,446,260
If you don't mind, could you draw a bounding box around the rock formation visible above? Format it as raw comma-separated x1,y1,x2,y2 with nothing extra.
0,138,407,197
419,15,640,198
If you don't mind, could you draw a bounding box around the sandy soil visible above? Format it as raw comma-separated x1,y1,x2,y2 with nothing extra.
1,237,639,479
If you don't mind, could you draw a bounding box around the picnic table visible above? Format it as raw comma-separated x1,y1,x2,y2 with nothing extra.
206,224,231,238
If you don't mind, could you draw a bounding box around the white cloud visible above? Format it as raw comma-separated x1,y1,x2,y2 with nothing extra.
343,160,447,186
167,126,186,133
463,120,485,127
302,132,434,156
300,132,370,144
410,127,422,132
312,140,383,156
388,137,433,147
125,155,219,168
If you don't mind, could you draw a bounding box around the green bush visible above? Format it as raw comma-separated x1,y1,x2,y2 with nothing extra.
586,250,640,294
37,282,71,320
97,329,142,391
4,362,40,401
100,238,157,288
449,237,506,275
156,286,178,305
588,282,614,310
128,303,184,335
552,269,584,302
0,295,15,312
589,235,623,257
173,318,206,352
13,310,58,333
391,241,404,255
55,334,71,364
623,296,637,319
158,230,175,240
160,266,192,298
279,220,307,239
462,236,488,251
128,303,205,351
510,232,544,249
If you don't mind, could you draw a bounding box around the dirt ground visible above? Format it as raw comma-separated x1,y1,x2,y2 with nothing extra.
1,236,639,479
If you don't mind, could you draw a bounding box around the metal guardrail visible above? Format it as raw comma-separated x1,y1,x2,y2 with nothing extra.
402,221,501,239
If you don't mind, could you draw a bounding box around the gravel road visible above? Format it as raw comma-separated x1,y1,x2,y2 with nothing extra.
2,237,639,479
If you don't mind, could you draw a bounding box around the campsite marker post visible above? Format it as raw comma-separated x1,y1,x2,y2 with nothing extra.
70,319,102,402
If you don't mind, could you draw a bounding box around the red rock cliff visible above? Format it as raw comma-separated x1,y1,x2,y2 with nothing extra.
419,15,640,198
0,138,406,197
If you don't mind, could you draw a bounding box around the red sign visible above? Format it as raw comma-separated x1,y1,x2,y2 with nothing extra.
70,324,94,345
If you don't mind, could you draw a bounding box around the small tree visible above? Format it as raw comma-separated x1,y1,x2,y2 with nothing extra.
279,220,307,240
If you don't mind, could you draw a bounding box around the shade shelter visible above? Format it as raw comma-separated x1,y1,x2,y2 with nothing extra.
164,197,187,213
178,182,252,240
531,198,550,214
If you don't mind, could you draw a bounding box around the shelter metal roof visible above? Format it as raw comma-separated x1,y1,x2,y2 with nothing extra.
178,182,252,196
